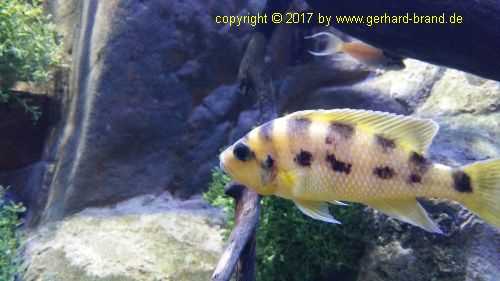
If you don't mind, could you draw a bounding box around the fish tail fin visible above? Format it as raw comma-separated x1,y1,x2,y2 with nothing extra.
305,32,343,56
460,157,500,228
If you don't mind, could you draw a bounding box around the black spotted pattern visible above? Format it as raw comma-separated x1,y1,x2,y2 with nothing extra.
452,169,472,193
288,117,311,137
407,151,432,182
375,135,396,152
325,152,352,174
294,150,313,167
408,174,422,184
325,122,354,144
373,166,395,179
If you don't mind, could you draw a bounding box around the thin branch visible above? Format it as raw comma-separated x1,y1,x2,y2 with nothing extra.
211,183,261,281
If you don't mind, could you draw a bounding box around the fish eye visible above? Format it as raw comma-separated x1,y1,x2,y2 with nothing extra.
233,143,252,162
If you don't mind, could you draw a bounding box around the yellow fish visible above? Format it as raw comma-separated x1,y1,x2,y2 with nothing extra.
305,32,405,70
219,109,500,233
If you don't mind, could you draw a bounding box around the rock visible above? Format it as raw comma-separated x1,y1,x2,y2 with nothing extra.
22,193,225,281
295,86,408,114
360,59,446,112
417,70,500,162
0,93,52,171
202,85,240,120
16,0,254,224
465,225,500,281
187,105,217,130
357,241,416,281
229,109,260,142
417,70,500,116
181,122,232,193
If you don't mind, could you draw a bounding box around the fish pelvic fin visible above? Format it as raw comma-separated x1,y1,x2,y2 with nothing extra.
305,31,343,57
294,200,341,224
365,199,442,233
460,157,500,228
330,200,349,206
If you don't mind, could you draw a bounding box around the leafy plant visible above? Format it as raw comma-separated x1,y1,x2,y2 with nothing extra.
203,169,234,238
0,186,26,281
205,169,374,281
0,0,62,120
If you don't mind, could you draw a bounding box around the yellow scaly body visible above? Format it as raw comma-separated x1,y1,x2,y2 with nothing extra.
219,109,500,233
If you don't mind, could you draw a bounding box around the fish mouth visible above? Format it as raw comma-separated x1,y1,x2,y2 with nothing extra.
218,153,227,174
219,160,226,173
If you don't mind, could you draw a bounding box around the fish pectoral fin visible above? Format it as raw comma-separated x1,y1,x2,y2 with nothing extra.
294,200,341,224
278,169,306,196
365,199,442,233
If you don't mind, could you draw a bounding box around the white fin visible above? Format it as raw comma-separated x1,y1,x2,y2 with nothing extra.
289,109,439,154
365,199,442,233
294,200,341,224
330,200,349,206
305,32,344,57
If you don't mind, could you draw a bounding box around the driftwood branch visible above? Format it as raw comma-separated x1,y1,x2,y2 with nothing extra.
211,183,261,281
306,0,500,81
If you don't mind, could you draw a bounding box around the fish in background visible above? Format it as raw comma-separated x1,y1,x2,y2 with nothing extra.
306,32,406,71
219,109,500,233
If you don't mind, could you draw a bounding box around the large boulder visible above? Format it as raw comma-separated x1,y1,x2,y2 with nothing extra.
22,193,224,281
0,0,255,224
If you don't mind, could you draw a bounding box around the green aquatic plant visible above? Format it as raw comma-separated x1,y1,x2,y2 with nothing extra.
0,186,26,281
204,169,373,281
203,169,234,239
0,0,62,120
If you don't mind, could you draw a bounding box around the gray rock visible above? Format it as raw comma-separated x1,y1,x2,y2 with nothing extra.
188,105,217,130
181,122,232,193
202,84,239,120
19,0,252,224
22,193,225,281
298,86,408,114
229,109,260,142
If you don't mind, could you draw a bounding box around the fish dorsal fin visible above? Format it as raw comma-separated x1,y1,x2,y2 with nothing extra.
289,109,439,154
365,199,442,233
294,200,341,224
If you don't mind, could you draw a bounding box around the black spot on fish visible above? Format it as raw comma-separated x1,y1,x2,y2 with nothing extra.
294,150,313,167
408,152,432,175
408,174,422,184
452,169,472,193
375,135,396,152
262,155,274,170
288,117,311,137
325,122,354,144
325,152,352,174
259,121,273,141
373,166,395,179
